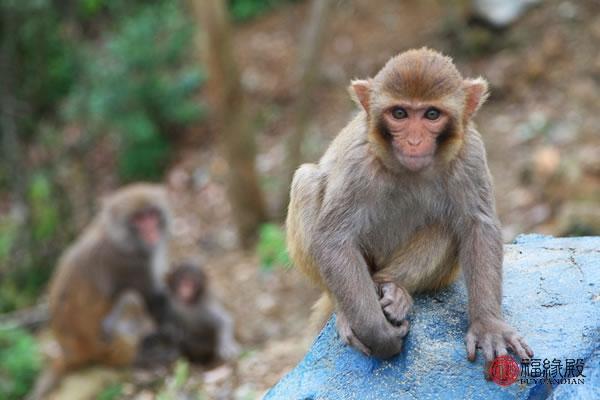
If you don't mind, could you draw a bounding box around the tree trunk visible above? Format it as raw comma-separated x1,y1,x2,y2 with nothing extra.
280,0,334,214
189,0,267,248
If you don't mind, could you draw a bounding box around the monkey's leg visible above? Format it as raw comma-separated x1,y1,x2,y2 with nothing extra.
286,163,326,286
373,224,459,325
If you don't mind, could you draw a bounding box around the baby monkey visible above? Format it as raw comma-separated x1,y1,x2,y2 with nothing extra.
161,263,240,363
287,48,533,364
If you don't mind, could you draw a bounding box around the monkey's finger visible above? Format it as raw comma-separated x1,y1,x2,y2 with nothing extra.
506,336,528,360
380,296,394,307
481,335,494,362
465,333,477,361
519,338,534,358
394,319,410,337
493,339,508,358
484,361,493,381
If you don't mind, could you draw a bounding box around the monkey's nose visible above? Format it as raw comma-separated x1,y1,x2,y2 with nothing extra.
407,137,422,146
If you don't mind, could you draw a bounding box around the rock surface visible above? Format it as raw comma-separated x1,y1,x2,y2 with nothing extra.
265,235,600,400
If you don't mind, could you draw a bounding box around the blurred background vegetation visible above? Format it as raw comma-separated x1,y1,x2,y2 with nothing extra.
0,0,598,398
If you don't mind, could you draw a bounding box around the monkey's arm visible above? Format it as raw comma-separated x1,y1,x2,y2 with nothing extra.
455,144,533,362
459,209,532,362
310,198,408,358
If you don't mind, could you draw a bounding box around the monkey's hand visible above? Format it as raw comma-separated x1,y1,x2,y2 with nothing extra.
336,311,371,355
465,317,533,363
336,310,409,358
378,282,413,326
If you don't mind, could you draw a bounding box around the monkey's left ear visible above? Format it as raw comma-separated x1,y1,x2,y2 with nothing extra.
463,78,489,121
349,79,371,112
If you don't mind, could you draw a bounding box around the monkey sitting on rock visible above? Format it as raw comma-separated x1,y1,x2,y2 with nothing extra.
287,48,533,365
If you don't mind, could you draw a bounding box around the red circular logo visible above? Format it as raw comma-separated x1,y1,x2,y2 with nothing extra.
489,355,520,386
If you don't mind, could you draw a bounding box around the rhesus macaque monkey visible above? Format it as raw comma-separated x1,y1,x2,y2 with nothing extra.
161,263,240,363
287,48,533,363
32,184,171,399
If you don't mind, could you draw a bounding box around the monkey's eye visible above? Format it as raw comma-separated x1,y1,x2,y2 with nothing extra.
391,107,408,119
424,107,441,120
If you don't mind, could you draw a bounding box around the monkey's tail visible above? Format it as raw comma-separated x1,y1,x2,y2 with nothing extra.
308,293,335,335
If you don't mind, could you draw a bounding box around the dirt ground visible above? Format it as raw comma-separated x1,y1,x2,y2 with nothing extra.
47,0,600,398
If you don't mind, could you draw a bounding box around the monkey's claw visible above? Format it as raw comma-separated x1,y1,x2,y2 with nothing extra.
379,282,413,327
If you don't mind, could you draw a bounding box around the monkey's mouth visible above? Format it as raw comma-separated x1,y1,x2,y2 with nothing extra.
396,153,433,172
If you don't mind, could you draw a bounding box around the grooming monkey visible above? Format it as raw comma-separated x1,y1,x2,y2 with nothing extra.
31,184,171,398
160,262,240,363
287,48,533,362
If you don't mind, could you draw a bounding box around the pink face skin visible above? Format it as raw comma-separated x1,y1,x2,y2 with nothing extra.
382,104,450,172
177,278,198,305
132,209,162,247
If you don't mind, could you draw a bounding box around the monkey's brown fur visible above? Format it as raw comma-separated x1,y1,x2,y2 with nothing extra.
287,48,532,362
33,184,170,398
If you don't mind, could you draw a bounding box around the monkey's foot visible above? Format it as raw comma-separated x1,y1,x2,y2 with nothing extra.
335,312,371,356
217,338,241,361
378,282,413,327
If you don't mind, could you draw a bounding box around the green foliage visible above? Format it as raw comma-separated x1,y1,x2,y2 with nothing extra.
0,0,76,134
229,0,296,21
0,263,53,313
67,0,204,181
172,359,190,388
97,383,124,400
0,281,31,314
156,360,206,400
0,219,18,264
28,173,59,242
0,328,42,400
257,223,290,270
0,173,60,312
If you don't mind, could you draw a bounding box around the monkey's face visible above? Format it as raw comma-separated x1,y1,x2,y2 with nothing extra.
352,49,488,173
167,265,207,305
102,184,171,253
378,103,451,172
129,207,165,251
177,278,201,305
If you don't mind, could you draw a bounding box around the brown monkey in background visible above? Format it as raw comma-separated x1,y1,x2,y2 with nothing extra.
287,48,533,362
32,184,171,398
159,263,240,363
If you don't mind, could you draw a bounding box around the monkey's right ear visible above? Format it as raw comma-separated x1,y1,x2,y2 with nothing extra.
349,79,371,112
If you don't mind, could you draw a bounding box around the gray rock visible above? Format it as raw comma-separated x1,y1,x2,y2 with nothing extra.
265,235,600,400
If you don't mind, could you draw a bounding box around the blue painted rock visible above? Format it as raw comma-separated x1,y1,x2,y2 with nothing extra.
265,235,600,400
